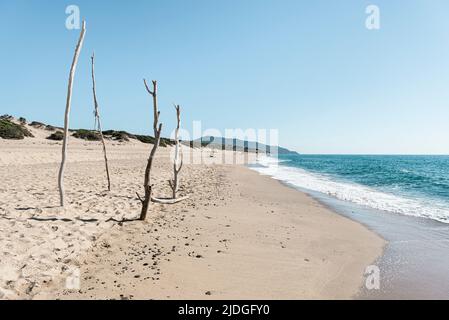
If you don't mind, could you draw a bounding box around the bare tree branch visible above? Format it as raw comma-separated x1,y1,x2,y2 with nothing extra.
143,79,154,96
143,78,159,136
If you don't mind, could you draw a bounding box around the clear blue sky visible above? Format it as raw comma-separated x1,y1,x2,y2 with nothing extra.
1,0,449,154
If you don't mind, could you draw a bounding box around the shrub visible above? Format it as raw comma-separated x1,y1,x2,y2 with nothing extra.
19,117,27,124
30,121,46,128
46,125,57,131
161,138,176,146
47,131,64,141
0,114,13,120
72,129,101,141
135,135,156,144
102,130,136,141
0,119,34,140
134,135,175,147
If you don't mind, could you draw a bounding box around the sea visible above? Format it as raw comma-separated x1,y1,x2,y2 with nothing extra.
250,154,449,299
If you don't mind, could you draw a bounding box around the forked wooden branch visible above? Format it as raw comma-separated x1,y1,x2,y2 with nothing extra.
143,79,159,136
139,78,163,221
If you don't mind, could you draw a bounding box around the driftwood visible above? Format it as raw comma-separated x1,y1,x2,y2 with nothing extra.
91,52,111,191
151,196,189,204
169,104,183,199
144,79,159,136
137,79,162,221
58,21,87,207
154,104,188,204
150,104,188,204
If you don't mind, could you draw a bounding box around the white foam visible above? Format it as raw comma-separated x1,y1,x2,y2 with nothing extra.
251,157,449,224
254,155,284,166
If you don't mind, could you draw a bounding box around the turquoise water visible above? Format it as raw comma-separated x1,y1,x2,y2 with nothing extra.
251,154,449,298
253,155,449,223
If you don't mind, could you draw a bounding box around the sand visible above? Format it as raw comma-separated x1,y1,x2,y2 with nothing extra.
0,123,385,300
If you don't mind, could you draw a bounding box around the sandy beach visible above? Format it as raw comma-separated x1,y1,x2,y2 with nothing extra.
3,1,449,305
0,124,385,300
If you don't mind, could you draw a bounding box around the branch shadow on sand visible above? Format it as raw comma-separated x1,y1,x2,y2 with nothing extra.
9,205,143,224
15,205,60,211
27,216,143,224
95,193,139,201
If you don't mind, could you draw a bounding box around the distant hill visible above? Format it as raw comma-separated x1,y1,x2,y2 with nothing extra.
183,136,299,155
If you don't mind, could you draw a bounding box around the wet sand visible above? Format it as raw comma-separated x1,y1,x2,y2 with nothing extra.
310,193,449,300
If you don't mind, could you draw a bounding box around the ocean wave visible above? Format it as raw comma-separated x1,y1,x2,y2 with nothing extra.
251,158,449,224
255,155,290,167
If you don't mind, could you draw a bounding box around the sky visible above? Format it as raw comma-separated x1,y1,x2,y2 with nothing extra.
1,0,449,154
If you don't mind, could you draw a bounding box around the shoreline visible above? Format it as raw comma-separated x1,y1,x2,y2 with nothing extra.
311,190,449,299
254,161,449,299
43,165,385,300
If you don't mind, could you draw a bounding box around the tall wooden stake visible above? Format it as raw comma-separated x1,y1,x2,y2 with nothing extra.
91,52,111,191
152,104,189,205
169,104,183,199
58,21,86,207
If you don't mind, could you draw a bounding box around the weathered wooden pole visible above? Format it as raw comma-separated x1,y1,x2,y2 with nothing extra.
58,20,86,207
169,104,183,199
152,104,189,205
91,52,111,191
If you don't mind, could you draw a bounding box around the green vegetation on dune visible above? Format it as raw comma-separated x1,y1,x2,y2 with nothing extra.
2,115,176,147
29,121,60,131
72,129,101,141
134,134,175,147
29,121,47,128
45,125,58,131
0,114,13,121
47,131,64,141
161,138,176,147
101,130,175,146
102,130,136,142
135,134,156,144
0,119,34,140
